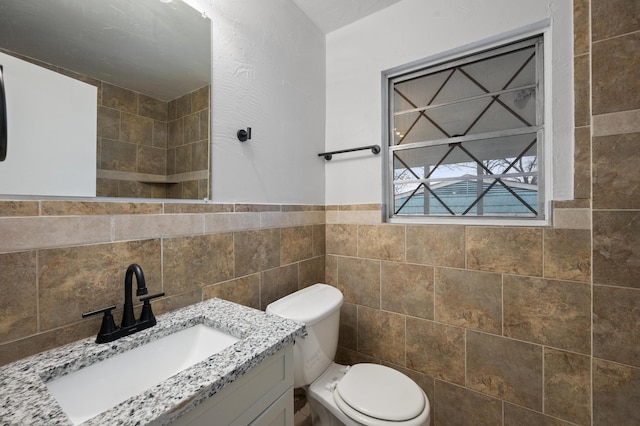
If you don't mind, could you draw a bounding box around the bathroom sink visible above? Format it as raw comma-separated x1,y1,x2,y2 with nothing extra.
45,324,240,425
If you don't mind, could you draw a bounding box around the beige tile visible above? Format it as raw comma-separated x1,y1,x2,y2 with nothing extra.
467,331,543,409
163,233,233,295
234,228,280,277
102,83,137,113
338,302,357,351
381,262,434,319
573,126,592,200
0,201,39,217
281,226,313,265
261,264,298,309
137,145,166,175
406,225,465,268
0,252,37,343
434,381,502,426
176,92,192,118
593,133,640,209
168,118,184,148
138,94,167,121
299,256,325,289
574,0,590,56
39,240,162,331
593,210,640,288
504,404,575,426
434,268,501,334
337,257,380,309
544,228,591,282
338,210,382,224
574,55,591,127
357,306,405,366
335,346,378,366
151,290,201,316
191,140,209,172
41,201,162,216
544,348,591,425
165,204,233,214
99,138,137,172
504,276,591,353
203,275,260,310
235,204,281,213
325,255,338,287
184,112,200,144
592,0,640,42
406,318,465,385
204,212,260,233
358,225,405,261
552,208,591,230
467,227,543,276
121,112,153,145
592,32,640,115
326,224,357,256
261,211,298,228
97,106,120,140
593,109,640,137
0,320,98,367
113,214,204,241
175,144,192,174
153,120,167,149
192,85,210,112
312,224,325,257
593,358,640,425
0,216,112,252
593,285,640,367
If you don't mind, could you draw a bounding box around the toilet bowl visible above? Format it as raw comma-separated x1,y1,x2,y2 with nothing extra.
266,284,430,426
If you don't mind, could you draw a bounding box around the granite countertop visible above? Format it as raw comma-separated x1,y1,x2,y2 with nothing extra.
0,298,305,425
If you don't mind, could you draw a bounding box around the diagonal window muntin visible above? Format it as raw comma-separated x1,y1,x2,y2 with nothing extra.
388,35,544,220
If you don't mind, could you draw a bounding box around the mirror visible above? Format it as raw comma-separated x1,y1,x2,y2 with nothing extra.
0,0,211,200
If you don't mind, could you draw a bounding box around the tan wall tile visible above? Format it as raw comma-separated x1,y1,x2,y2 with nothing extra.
593,210,640,288
102,83,137,113
281,226,313,264
434,381,502,426
204,212,260,233
592,0,640,42
299,256,325,289
151,290,201,316
97,106,120,139
467,227,542,276
504,404,574,426
336,346,378,366
406,225,465,268
137,145,166,175
357,306,405,366
406,318,465,385
552,208,591,230
593,285,640,367
434,268,502,334
593,358,640,425
337,257,380,308
574,55,591,127
260,211,298,228
339,302,357,351
593,109,640,137
163,234,233,295
544,348,591,425
138,94,168,121
338,210,382,224
592,32,640,115
573,126,592,200
312,224,326,257
121,112,153,145
0,201,39,217
113,214,204,241
234,228,280,277
574,0,590,56
203,275,260,309
467,331,543,409
99,139,137,172
325,255,338,286
504,276,590,353
358,225,405,261
41,201,163,216
381,262,434,319
593,133,640,209
326,224,357,256
261,264,298,309
0,252,37,343
39,240,162,331
192,85,210,112
544,228,591,282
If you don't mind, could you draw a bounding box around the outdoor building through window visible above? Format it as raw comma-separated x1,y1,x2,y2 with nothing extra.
387,35,545,222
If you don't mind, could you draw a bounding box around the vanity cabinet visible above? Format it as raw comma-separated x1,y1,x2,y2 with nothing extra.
172,344,294,426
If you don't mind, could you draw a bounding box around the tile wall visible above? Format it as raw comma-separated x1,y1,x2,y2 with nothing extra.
0,202,325,366
327,1,640,424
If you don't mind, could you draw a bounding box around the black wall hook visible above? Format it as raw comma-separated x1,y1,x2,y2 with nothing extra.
237,127,251,142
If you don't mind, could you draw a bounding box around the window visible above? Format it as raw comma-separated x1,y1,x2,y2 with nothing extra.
386,36,545,222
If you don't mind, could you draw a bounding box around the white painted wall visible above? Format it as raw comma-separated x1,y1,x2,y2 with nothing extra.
325,0,573,205
194,0,326,204
0,52,96,197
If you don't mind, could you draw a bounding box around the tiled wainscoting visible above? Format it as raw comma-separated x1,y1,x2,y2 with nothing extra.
0,202,325,366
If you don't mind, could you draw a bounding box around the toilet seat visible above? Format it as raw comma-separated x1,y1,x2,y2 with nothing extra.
332,364,428,426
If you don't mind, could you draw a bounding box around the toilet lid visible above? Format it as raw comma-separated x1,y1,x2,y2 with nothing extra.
335,364,425,422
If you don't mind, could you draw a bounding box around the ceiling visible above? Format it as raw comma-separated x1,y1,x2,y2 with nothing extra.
293,0,404,34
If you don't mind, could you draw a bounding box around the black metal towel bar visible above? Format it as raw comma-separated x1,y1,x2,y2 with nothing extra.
318,145,381,161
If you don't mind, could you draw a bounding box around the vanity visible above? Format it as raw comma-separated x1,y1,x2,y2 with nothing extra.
0,299,305,425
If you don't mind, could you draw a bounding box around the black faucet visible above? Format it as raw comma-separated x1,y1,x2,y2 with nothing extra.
82,264,165,344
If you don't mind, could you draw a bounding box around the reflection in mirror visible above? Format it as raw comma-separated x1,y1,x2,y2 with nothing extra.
0,0,211,199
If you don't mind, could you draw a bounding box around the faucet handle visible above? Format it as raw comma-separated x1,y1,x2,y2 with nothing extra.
82,305,118,341
139,292,165,323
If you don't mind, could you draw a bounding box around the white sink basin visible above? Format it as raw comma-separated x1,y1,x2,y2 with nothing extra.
45,324,240,425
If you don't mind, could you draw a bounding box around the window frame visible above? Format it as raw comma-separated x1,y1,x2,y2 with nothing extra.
382,30,552,226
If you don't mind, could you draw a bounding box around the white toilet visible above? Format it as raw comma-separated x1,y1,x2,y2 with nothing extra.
266,283,431,426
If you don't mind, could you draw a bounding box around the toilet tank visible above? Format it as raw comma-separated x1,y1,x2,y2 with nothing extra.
266,284,343,388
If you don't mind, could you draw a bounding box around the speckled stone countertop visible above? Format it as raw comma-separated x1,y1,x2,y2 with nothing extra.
0,298,305,425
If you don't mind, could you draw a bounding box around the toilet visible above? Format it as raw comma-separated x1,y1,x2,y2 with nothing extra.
266,283,430,426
